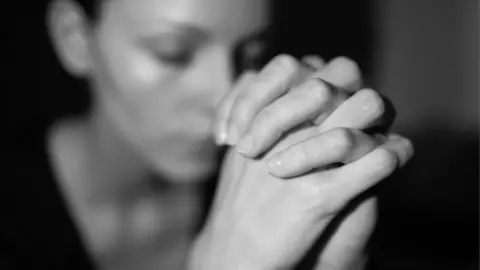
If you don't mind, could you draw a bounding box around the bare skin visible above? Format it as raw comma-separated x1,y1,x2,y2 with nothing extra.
189,56,413,270
48,0,267,268
46,0,413,269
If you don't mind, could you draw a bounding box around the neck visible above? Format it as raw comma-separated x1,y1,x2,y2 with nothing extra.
82,107,151,200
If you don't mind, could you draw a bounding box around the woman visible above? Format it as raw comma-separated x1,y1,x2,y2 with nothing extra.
5,0,413,269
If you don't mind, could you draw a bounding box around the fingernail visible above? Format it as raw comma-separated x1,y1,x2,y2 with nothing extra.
267,155,286,176
216,129,227,145
236,135,254,155
227,125,240,145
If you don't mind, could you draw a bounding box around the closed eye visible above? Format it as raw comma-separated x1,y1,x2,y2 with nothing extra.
154,48,194,67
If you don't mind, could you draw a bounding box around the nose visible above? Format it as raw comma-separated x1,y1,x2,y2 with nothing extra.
187,45,234,109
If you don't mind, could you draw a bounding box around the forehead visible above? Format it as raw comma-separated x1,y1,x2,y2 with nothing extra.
107,0,270,40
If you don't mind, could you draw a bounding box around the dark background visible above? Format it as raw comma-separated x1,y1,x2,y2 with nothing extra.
6,0,479,269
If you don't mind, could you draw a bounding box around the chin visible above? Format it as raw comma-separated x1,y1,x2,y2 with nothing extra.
147,147,219,184
135,133,220,183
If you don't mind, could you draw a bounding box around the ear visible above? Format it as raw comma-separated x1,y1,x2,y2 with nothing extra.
46,0,92,77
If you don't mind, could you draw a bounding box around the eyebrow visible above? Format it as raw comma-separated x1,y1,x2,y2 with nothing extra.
170,24,211,42
139,26,209,51
139,18,272,49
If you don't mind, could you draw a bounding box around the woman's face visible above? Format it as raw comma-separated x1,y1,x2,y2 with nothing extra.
83,0,269,181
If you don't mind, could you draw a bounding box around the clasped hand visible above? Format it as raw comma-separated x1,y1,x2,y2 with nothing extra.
189,55,414,270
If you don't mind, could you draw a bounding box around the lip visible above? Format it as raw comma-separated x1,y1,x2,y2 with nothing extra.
167,129,215,147
173,125,214,141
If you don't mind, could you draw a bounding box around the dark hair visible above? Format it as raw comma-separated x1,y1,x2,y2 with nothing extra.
75,0,100,21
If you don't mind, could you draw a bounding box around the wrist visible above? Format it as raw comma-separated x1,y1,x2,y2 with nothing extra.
187,229,271,270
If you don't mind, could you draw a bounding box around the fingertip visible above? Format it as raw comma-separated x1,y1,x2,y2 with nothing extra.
386,133,415,166
323,56,362,92
266,147,309,179
266,154,288,178
357,89,385,119
215,129,228,145
213,112,229,145
236,135,254,156
330,56,361,78
226,124,240,145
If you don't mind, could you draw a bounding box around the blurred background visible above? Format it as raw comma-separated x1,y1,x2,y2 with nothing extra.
6,0,478,269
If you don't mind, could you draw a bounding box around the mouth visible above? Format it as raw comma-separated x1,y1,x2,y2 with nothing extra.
178,118,215,139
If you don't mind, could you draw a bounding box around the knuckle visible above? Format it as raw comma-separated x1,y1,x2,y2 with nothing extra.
263,54,299,81
329,128,355,154
261,54,297,77
257,107,285,136
254,55,298,91
328,56,363,90
273,54,299,71
296,142,310,164
257,107,276,124
313,192,339,216
256,107,274,126
297,182,338,215
304,79,333,106
331,56,361,76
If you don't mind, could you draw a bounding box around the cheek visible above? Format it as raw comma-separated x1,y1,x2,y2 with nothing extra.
94,31,185,138
93,24,214,147
95,17,176,104
113,54,182,131
125,56,162,90
101,39,170,98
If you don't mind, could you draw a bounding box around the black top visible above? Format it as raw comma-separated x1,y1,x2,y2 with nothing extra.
3,127,95,269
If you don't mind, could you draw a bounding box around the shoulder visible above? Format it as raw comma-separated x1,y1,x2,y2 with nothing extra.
47,118,90,184
2,118,96,269
47,117,95,208
48,117,88,162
